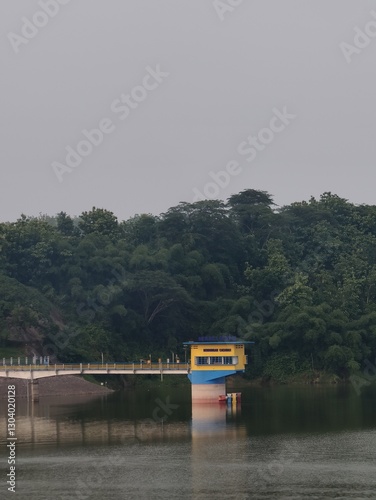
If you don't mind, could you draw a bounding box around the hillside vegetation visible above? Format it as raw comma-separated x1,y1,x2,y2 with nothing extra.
1,189,376,381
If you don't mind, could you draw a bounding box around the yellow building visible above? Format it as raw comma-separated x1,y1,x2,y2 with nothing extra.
183,336,253,402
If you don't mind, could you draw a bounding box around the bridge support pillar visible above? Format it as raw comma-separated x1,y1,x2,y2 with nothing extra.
29,380,39,402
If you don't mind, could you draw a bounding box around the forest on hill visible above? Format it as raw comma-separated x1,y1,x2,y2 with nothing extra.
1,189,376,382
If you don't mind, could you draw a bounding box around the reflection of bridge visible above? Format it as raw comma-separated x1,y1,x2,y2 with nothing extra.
0,395,244,447
0,362,189,380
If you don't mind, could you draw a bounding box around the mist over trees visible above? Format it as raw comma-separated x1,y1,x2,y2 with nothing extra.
1,189,376,381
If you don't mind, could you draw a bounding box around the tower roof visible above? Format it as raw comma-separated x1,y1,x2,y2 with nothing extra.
183,335,254,345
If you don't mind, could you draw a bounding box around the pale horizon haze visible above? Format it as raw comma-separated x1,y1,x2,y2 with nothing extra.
1,0,376,222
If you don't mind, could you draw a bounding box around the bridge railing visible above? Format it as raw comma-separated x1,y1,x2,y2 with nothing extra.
0,362,189,371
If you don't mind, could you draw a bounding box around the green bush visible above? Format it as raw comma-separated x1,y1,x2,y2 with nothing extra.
263,352,303,383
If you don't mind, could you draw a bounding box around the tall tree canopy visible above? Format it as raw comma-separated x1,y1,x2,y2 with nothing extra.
1,189,376,380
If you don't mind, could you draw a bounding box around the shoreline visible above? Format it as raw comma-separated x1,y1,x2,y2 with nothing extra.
0,370,366,398
227,371,348,387
0,375,114,398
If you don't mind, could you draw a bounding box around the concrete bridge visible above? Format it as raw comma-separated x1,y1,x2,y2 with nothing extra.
0,362,189,401
0,362,189,380
1,338,251,403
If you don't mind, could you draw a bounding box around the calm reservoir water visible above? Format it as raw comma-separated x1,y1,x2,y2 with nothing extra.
1,383,376,499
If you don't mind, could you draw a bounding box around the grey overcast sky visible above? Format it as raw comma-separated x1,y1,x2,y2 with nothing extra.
1,0,376,222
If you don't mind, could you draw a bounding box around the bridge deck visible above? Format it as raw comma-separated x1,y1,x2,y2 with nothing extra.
0,363,189,379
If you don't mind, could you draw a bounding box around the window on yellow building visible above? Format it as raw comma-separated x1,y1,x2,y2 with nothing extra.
195,357,209,365
209,357,222,364
194,356,239,366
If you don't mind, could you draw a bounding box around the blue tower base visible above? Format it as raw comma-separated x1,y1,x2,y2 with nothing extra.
189,370,237,402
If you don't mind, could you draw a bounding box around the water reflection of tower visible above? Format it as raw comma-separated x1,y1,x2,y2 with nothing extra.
186,336,251,494
191,402,248,496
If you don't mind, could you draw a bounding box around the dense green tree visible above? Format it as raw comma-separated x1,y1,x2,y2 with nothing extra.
78,207,119,238
1,188,376,379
